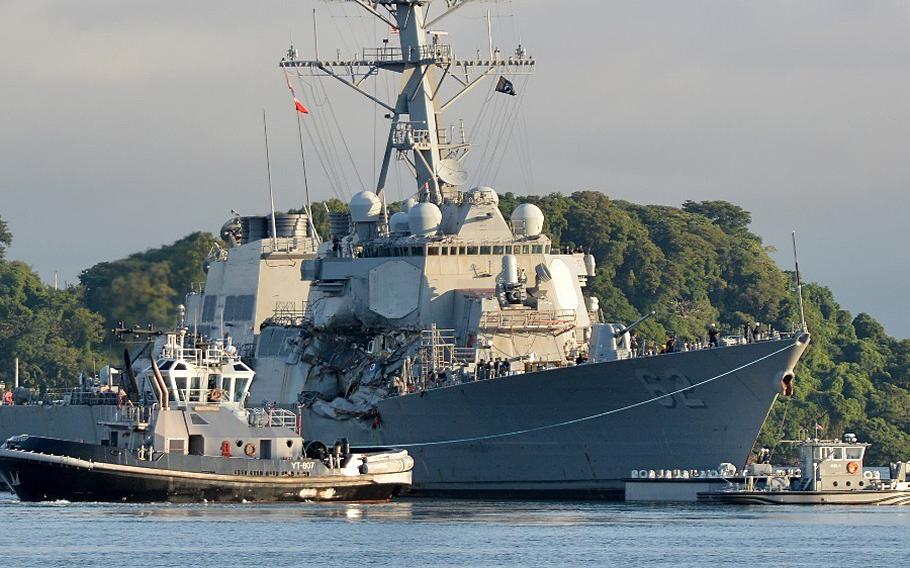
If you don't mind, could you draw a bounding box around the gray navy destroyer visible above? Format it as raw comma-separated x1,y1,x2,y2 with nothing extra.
0,0,810,498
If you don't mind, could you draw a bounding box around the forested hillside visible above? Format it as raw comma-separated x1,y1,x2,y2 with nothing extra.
1,193,908,463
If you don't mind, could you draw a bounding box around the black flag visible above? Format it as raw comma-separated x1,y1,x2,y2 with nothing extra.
495,76,517,96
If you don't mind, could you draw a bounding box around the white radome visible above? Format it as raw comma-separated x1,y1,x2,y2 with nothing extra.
511,203,545,237
349,191,383,222
408,202,442,236
389,211,410,235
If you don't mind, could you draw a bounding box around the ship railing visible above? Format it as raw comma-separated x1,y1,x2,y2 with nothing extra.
268,300,310,327
97,404,152,426
63,389,122,406
479,309,577,331
267,408,298,429
392,122,432,150
260,236,317,255
453,347,476,363
363,44,453,64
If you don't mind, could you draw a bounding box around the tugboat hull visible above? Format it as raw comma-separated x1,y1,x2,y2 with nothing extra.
0,438,410,503
697,490,910,506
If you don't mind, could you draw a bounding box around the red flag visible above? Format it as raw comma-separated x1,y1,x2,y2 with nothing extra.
294,97,309,114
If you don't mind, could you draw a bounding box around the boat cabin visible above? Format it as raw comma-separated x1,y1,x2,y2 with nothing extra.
798,434,868,491
151,332,254,408
102,331,304,462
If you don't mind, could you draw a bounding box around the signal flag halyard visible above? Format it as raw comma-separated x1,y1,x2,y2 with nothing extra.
284,71,310,114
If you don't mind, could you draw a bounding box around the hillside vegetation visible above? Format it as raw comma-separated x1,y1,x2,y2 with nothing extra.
1,194,907,463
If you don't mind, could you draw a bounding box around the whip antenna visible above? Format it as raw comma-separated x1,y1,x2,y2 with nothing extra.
792,230,807,332
263,109,278,249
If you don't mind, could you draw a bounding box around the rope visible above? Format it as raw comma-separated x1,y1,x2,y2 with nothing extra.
387,343,794,448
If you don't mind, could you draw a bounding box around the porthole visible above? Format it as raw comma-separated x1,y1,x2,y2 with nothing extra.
236,440,243,447
286,440,293,448
832,481,838,487
846,481,852,487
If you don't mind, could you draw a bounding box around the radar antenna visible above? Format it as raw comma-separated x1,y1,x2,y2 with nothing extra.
280,0,534,205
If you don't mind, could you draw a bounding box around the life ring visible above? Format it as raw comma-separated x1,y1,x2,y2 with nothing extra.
209,388,222,402
244,443,256,457
847,461,860,475
220,440,232,457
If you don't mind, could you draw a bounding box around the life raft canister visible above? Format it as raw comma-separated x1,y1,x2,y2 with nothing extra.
847,461,860,475
244,443,256,457
220,440,232,457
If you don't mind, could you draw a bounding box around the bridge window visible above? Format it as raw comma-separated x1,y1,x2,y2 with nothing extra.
458,246,467,255
467,246,478,255
846,447,863,460
412,246,424,256
479,246,491,255
493,246,504,254
427,247,439,256
521,245,530,254
532,245,543,254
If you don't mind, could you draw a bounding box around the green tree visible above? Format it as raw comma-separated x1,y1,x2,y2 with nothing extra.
682,200,753,234
0,259,105,390
79,232,219,329
0,214,11,259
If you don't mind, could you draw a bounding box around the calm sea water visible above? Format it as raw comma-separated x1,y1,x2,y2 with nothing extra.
0,495,907,567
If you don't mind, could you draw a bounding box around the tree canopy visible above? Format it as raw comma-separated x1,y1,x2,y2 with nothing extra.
78,232,220,330
0,215,12,259
0,259,105,390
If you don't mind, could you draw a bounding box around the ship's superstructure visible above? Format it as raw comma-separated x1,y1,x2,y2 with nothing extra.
185,212,320,353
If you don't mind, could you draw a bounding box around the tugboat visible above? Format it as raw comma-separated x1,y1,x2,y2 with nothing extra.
0,329,412,502
698,434,910,505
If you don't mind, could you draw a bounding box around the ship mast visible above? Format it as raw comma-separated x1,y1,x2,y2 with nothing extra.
280,0,534,205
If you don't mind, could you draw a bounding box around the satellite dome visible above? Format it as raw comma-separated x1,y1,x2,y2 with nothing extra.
470,186,499,205
408,201,442,237
403,197,418,212
511,203,545,237
349,191,383,222
389,211,410,235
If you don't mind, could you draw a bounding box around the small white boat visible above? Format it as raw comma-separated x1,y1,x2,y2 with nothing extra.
698,434,910,505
